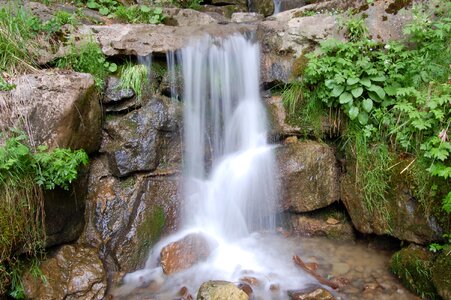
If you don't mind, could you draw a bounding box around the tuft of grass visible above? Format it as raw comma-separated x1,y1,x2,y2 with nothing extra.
119,63,149,100
0,6,41,74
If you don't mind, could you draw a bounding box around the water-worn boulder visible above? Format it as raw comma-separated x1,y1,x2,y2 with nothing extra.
341,160,443,244
276,140,340,212
160,233,217,275
197,280,249,300
23,245,106,300
288,286,336,299
101,96,181,177
0,70,101,153
80,155,181,274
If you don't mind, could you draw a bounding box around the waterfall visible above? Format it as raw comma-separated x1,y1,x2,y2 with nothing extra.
274,0,281,14
181,35,277,241
166,50,178,100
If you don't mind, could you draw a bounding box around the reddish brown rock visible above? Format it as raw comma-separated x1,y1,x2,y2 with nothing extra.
160,233,216,275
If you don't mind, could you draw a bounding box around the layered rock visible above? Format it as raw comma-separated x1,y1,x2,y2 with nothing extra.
276,140,340,212
23,245,106,300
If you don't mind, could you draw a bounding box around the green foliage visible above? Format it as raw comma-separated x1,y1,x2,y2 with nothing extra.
86,0,120,16
56,40,117,88
114,5,164,24
0,77,15,91
0,131,87,298
40,10,78,35
119,63,149,100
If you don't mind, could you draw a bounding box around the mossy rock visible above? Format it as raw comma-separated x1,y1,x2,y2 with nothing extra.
431,245,451,300
390,244,438,299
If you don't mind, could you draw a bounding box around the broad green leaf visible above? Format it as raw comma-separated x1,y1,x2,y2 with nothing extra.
384,85,397,96
362,98,373,112
331,85,345,97
349,106,359,120
370,75,386,82
87,1,99,9
347,77,359,85
140,5,151,13
360,77,372,87
368,91,382,102
351,87,363,98
339,92,353,104
154,7,163,14
108,63,118,73
368,85,385,99
325,79,335,89
358,111,368,125
99,7,109,16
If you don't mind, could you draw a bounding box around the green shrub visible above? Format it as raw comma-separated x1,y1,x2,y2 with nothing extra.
56,40,117,88
114,5,164,24
0,131,88,298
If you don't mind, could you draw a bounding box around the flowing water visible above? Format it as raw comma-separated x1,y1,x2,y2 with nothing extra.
274,0,282,14
116,34,414,299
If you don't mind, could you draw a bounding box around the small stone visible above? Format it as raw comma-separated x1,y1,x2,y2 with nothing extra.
332,263,350,275
304,262,318,272
284,136,298,144
197,280,248,300
237,283,253,297
270,283,280,292
326,217,340,225
240,276,261,287
288,286,336,300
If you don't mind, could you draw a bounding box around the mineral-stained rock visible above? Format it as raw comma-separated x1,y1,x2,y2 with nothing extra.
0,70,101,153
160,233,217,275
288,286,336,299
197,280,249,300
23,245,106,300
276,140,340,212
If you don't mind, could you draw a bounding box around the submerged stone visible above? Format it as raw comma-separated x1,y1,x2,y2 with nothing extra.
288,286,336,299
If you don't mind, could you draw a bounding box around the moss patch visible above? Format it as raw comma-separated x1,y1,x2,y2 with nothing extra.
390,245,438,299
431,246,451,300
133,206,165,267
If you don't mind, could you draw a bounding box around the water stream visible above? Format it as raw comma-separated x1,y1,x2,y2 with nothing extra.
116,34,413,299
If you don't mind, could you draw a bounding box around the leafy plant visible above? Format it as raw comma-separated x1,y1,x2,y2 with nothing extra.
0,77,15,91
0,131,88,298
114,5,164,24
86,0,120,16
56,39,117,88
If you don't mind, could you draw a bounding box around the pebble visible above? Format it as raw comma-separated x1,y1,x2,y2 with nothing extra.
332,262,350,275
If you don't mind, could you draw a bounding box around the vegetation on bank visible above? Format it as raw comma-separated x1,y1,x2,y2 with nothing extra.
283,3,449,297
0,132,88,298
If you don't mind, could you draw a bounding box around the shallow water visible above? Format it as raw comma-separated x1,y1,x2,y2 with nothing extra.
113,233,418,300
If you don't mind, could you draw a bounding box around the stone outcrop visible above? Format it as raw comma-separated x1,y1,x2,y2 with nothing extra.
276,140,340,212
79,23,255,57
0,70,101,153
248,0,275,17
80,155,181,274
291,211,355,240
197,280,249,300
160,233,217,275
341,160,443,244
101,96,181,177
23,245,106,300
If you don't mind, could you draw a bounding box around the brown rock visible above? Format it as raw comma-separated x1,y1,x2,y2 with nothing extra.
276,141,340,213
237,283,253,297
0,70,101,153
160,233,216,275
239,276,261,287
288,286,336,300
23,245,106,300
291,214,355,240
326,217,340,225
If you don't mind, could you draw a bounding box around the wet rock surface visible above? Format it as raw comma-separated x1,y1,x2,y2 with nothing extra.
197,280,249,300
288,286,335,299
160,233,217,275
101,96,182,177
0,70,101,153
248,0,275,17
23,245,106,300
277,140,340,212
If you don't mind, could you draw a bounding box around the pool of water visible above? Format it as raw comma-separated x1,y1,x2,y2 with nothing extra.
112,234,418,300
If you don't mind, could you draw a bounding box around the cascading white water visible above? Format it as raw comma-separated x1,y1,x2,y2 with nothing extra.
273,0,282,14
181,34,277,241
120,34,317,299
